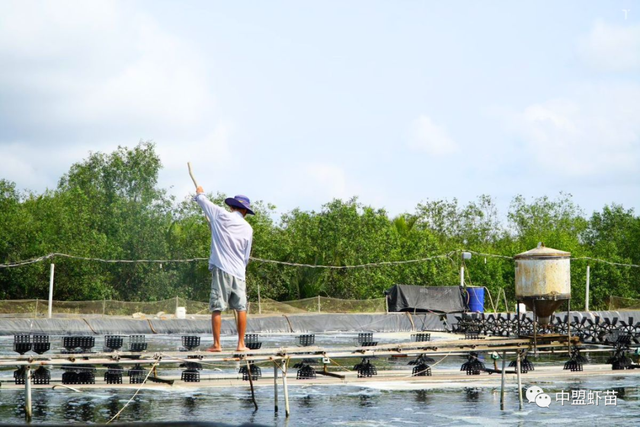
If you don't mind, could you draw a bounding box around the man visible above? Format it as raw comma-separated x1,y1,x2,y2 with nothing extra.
194,187,254,352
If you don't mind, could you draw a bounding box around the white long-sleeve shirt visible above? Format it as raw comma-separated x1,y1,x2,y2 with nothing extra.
195,194,253,281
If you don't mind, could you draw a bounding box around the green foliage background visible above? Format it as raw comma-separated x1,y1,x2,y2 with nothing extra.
1,142,639,310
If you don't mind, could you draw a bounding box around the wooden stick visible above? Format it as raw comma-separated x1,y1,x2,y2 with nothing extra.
244,358,259,411
188,162,211,227
187,162,199,189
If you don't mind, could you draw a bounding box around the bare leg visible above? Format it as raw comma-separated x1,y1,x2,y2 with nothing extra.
236,310,248,351
206,311,222,352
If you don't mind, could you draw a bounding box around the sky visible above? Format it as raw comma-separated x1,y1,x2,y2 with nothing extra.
1,0,639,219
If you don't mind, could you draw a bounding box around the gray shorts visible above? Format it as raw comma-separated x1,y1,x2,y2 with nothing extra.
209,265,247,312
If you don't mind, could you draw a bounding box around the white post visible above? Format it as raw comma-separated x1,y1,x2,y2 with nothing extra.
48,263,55,319
25,366,32,421
258,283,262,315
585,265,590,312
516,352,523,410
317,295,321,313
282,359,290,417
460,265,464,288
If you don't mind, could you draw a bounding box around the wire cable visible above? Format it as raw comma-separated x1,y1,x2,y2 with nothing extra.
1,251,638,269
106,359,160,424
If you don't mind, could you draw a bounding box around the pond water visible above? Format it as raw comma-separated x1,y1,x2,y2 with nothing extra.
1,333,638,426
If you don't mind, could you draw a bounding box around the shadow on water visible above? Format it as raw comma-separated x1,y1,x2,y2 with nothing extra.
611,386,639,401
63,398,96,422
183,394,199,414
102,392,149,423
32,390,51,419
359,393,378,408
413,389,431,404
240,391,259,410
298,394,315,408
107,394,121,421
464,387,481,402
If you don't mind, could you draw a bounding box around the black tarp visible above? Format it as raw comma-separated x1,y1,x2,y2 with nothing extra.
384,284,467,313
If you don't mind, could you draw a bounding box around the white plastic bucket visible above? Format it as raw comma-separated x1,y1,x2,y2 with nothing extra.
176,306,186,319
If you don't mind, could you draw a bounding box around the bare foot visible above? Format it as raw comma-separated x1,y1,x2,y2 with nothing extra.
205,346,222,352
235,346,249,352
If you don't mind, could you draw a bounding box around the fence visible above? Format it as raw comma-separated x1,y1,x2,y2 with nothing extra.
0,296,387,318
609,296,640,310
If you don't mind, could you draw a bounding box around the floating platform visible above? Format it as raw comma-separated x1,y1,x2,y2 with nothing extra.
2,363,638,392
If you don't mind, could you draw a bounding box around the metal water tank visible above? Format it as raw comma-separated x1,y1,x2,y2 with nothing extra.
514,244,571,325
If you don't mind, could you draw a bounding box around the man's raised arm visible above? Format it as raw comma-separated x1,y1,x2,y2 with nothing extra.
194,186,222,223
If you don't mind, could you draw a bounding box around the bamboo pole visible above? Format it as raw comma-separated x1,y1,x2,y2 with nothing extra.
25,366,32,421
282,358,290,417
516,351,523,410
585,265,590,312
48,263,55,318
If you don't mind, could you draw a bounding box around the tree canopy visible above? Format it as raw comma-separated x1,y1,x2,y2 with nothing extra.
1,142,638,310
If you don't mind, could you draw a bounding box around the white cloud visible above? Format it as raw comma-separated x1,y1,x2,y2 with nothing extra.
0,0,222,195
408,115,458,156
0,2,211,131
305,163,351,200
579,20,640,72
272,163,361,210
507,83,640,178
0,141,98,191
